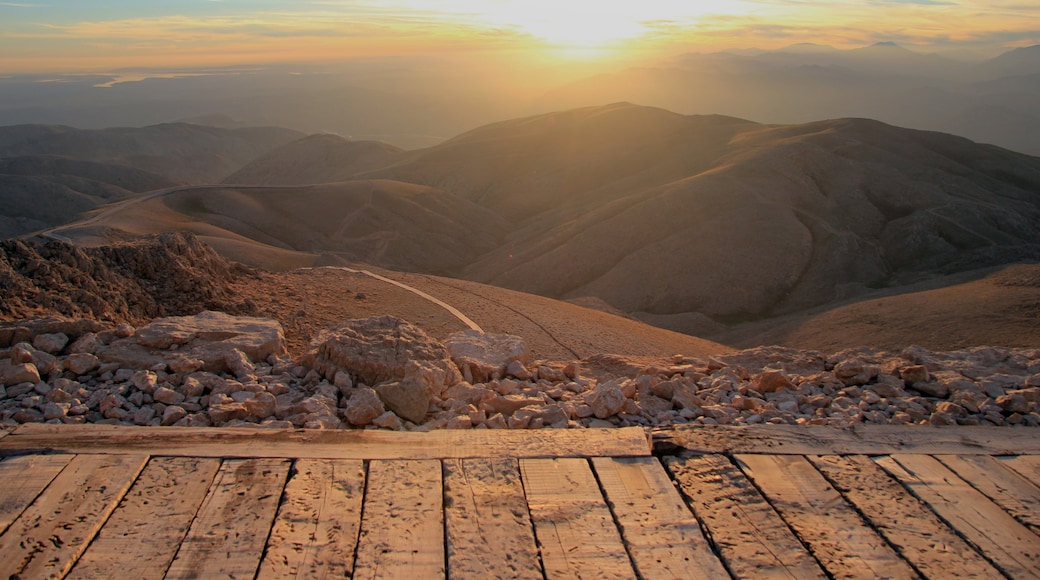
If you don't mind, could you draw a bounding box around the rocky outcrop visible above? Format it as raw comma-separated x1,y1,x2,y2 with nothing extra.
0,233,255,325
445,330,531,384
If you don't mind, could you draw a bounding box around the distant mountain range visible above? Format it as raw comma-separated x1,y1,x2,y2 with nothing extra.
10,102,1039,352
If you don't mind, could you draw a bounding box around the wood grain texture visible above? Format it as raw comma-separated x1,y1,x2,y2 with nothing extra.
166,458,291,580
258,459,366,580
654,424,1040,455
354,460,445,580
591,457,728,580
0,423,650,459
877,454,1040,579
444,457,541,579
937,454,1040,534
68,456,222,580
664,454,827,579
0,453,71,534
520,458,635,579
0,453,148,579
810,454,1000,579
738,454,917,579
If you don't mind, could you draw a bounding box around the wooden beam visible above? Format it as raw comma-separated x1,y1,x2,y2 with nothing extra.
69,457,222,579
0,453,72,535
937,454,1040,535
809,454,1000,579
258,459,366,580
0,423,651,459
443,458,541,579
520,458,634,579
166,458,291,580
0,454,148,579
591,457,728,579
354,460,445,579
653,424,1040,455
877,454,1040,579
998,455,1040,490
738,454,917,579
663,454,827,579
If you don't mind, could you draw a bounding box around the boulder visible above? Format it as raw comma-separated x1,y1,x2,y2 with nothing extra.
444,330,531,383
65,353,99,376
0,361,40,386
32,333,69,355
301,316,461,395
344,388,385,426
375,381,430,424
586,381,626,419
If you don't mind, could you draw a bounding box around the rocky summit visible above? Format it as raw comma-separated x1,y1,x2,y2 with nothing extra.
2,312,1039,431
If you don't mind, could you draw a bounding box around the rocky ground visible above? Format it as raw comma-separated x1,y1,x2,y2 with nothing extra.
3,232,1039,431
2,311,1039,431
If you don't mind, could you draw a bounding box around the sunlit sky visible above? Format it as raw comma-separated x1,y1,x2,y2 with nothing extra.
1,0,1038,73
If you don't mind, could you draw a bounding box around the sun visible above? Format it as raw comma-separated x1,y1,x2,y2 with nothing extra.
497,3,650,48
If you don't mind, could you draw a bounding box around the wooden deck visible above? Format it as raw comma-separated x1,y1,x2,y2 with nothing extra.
1,424,1039,579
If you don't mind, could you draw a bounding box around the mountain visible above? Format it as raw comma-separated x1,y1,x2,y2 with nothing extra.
45,104,1040,354
536,45,1040,156
56,180,505,274
0,155,177,238
0,123,304,184
225,134,403,185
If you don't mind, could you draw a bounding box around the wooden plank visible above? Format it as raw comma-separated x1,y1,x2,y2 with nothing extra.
258,459,366,580
67,457,222,580
877,454,1040,579
938,454,1040,534
166,458,290,580
810,454,1001,579
443,458,541,579
591,456,728,579
0,423,651,459
663,454,827,579
999,455,1040,490
519,458,635,579
738,454,917,579
653,424,1040,455
0,454,148,579
354,460,444,579
0,453,72,534
0,426,13,440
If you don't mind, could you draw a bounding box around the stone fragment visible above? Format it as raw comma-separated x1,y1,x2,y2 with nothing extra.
833,359,879,386
445,330,531,383
505,360,531,381
42,402,69,421
133,406,156,426
375,380,430,424
224,349,256,381
372,411,404,430
0,362,40,386
752,370,794,393
67,333,101,355
585,381,625,419
132,370,158,393
444,383,495,407
900,365,930,385
482,395,543,416
301,316,460,395
344,388,385,426
209,402,249,424
65,353,99,376
162,405,188,426
242,392,278,418
33,333,69,355
153,386,186,405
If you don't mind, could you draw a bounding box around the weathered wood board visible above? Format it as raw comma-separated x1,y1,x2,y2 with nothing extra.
0,423,651,459
592,456,728,579
0,454,148,579
664,454,827,579
444,457,542,579
937,454,1040,534
877,454,1040,579
68,456,222,580
0,453,72,535
737,454,917,579
354,460,445,579
166,458,290,580
654,424,1040,455
809,454,1000,579
520,458,634,579
258,459,366,580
